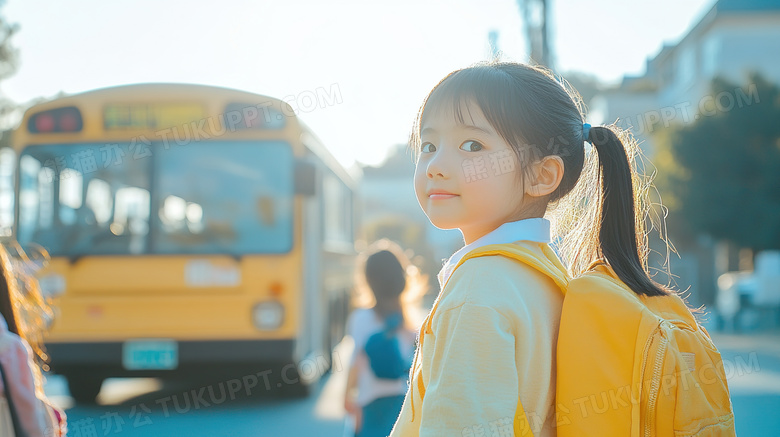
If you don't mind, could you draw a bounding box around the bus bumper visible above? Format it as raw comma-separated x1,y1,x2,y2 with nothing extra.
46,339,295,378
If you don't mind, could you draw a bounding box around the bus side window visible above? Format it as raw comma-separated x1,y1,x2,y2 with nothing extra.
323,173,352,245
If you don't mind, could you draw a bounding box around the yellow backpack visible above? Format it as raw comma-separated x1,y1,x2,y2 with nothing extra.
556,260,736,436
447,244,735,436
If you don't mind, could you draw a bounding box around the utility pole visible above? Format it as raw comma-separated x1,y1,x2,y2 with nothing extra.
517,0,553,69
488,30,500,59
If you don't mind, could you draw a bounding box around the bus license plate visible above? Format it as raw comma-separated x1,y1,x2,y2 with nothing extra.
122,339,178,370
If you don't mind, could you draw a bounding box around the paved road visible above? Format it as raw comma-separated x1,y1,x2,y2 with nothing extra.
47,340,356,437
709,332,780,437
47,333,780,436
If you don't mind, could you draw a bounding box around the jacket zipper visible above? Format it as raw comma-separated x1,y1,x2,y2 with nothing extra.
644,323,668,437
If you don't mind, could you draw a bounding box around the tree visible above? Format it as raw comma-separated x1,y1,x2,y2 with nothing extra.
655,73,780,251
0,3,16,80
0,1,18,129
561,71,604,106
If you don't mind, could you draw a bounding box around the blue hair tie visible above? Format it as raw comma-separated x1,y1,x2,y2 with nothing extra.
582,123,591,143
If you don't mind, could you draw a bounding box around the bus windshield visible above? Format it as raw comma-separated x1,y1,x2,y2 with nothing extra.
18,141,294,257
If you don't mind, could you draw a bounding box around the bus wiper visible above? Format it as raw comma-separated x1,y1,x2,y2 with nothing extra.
69,253,86,264
225,252,242,262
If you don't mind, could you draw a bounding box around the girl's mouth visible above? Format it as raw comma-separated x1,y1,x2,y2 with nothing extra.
429,193,458,200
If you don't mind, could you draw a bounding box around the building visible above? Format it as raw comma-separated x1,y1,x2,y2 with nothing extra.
591,0,780,153
590,0,780,309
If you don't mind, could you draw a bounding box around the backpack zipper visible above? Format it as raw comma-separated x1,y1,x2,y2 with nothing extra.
637,323,654,436
644,323,668,437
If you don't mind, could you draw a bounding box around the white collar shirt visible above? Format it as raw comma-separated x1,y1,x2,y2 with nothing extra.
437,217,552,288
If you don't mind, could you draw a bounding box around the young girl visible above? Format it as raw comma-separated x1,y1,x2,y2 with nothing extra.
1,243,66,437
390,61,667,436
344,239,427,437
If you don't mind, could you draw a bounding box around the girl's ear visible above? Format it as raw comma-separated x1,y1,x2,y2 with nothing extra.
524,155,564,198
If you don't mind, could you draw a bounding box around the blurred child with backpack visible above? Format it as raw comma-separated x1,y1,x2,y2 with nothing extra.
343,239,427,437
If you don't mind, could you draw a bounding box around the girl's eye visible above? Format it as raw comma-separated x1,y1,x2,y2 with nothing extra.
421,143,436,153
460,140,484,152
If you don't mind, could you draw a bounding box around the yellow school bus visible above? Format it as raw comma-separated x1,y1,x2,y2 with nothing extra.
10,83,356,403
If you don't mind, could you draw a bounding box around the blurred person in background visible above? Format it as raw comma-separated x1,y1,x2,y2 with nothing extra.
0,243,66,437
343,239,427,437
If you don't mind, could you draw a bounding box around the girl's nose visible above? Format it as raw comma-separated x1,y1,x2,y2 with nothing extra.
427,166,445,179
426,150,449,180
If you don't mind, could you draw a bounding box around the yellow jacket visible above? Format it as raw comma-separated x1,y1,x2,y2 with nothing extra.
390,241,569,437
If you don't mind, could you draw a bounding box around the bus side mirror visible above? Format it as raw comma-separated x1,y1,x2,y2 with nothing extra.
294,159,317,196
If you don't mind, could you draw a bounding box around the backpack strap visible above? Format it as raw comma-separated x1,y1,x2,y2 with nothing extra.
426,242,568,335
410,242,569,435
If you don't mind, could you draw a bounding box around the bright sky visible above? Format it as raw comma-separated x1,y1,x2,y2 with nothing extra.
3,0,714,169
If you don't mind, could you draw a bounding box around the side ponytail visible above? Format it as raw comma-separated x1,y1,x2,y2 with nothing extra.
590,126,668,297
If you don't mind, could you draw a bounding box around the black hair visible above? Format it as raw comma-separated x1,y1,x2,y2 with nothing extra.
353,239,428,326
365,249,407,318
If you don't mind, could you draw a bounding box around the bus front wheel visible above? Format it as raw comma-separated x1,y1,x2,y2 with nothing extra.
67,374,104,404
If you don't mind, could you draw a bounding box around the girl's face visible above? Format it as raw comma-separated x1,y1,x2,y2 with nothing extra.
414,101,526,245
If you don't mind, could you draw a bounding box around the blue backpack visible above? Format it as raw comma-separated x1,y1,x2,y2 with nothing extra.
364,312,412,380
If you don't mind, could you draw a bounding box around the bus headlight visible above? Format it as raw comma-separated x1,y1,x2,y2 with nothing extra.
252,300,284,330
38,274,66,298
